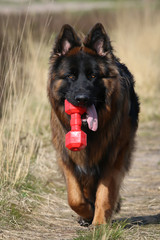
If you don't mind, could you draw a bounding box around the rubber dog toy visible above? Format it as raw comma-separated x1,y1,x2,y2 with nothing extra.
65,99,87,151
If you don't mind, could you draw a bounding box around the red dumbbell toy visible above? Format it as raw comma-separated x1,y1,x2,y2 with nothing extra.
65,99,87,151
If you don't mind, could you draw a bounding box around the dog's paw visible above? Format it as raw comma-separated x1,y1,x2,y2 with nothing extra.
77,217,92,227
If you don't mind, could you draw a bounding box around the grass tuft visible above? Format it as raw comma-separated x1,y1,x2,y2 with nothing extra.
74,221,127,240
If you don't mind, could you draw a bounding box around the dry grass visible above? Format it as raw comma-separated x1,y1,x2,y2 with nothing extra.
112,8,160,122
0,14,48,186
0,14,51,229
0,5,160,239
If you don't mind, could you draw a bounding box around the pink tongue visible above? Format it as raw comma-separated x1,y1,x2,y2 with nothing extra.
86,105,98,131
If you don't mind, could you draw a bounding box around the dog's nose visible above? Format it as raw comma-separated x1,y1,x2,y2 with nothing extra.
75,94,89,105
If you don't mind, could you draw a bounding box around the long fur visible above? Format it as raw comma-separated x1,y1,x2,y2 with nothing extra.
47,23,140,225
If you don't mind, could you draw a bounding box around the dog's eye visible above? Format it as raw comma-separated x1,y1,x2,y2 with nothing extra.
66,75,76,81
89,74,96,80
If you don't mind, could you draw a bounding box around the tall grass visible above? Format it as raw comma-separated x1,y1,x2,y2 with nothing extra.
112,8,160,122
0,14,50,187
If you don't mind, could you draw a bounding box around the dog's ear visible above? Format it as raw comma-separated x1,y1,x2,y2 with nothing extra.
84,23,112,56
54,24,81,55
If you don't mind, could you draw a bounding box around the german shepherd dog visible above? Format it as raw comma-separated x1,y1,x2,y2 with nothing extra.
48,23,139,226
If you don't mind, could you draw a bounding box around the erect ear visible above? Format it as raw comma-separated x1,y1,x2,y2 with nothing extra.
54,24,81,55
83,23,112,56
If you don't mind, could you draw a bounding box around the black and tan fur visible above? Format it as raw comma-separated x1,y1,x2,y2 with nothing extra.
48,23,140,225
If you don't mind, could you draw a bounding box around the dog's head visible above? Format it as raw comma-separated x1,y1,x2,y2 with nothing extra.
48,24,120,111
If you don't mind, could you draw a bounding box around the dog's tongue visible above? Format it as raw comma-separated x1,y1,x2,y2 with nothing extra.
86,105,98,131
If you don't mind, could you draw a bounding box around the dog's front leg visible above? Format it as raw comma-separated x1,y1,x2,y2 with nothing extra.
60,161,94,220
92,168,124,225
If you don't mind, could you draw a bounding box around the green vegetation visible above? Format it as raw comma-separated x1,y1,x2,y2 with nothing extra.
74,221,127,240
0,173,51,228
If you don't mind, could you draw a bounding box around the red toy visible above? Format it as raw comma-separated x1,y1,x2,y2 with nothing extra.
65,99,87,151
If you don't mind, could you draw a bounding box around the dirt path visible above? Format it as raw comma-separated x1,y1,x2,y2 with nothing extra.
0,122,160,239
0,1,143,14
0,2,114,14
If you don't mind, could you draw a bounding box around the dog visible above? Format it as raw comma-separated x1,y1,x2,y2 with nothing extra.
47,23,140,226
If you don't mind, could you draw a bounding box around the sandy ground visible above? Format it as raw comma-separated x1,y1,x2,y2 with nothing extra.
0,121,160,240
